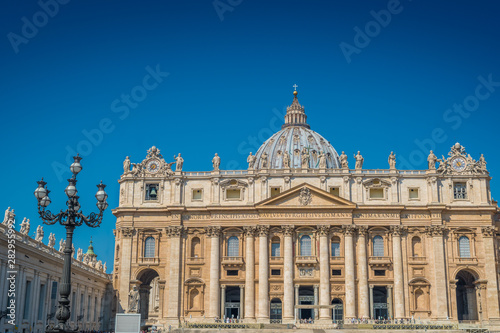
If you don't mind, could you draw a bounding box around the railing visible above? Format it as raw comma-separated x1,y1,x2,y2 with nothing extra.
296,256,317,266
369,256,392,265
221,256,244,265
330,256,345,262
183,322,264,329
408,256,427,263
270,256,283,263
183,171,212,176
456,257,478,264
181,169,428,177
186,257,204,264
138,256,159,265
221,170,248,175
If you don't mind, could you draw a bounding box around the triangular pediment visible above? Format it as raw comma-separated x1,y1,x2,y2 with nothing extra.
256,183,356,209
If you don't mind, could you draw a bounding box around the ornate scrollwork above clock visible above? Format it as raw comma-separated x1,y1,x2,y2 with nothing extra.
436,143,487,175
126,146,175,177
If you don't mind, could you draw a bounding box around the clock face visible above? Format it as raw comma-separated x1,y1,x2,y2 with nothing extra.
452,157,467,172
146,160,160,173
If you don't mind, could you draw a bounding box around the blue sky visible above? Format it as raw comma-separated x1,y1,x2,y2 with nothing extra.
1,0,500,271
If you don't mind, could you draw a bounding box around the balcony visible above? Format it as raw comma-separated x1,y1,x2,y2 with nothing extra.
186,256,204,265
296,256,317,267
138,256,159,265
455,257,478,265
330,256,345,264
221,256,244,267
368,256,392,267
270,256,283,264
408,256,427,265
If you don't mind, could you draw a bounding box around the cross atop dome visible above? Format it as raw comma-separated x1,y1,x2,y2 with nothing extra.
283,84,309,129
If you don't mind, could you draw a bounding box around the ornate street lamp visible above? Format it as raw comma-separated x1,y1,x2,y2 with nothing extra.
34,155,108,333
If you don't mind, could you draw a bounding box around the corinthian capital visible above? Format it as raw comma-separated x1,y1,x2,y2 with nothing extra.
425,225,447,237
342,224,357,236
357,225,368,236
390,225,407,237
317,225,330,237
481,226,496,238
243,226,257,237
257,225,270,237
121,227,135,238
281,225,295,237
165,225,184,238
205,226,221,238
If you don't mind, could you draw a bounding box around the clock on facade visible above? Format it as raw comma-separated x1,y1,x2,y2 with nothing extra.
451,156,467,172
146,159,160,173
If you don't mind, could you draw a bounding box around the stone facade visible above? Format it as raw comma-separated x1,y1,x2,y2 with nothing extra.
0,218,113,333
112,91,500,329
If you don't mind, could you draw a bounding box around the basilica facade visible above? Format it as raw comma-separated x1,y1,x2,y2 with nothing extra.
112,90,500,328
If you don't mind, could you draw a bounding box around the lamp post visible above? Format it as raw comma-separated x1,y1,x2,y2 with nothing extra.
34,155,108,333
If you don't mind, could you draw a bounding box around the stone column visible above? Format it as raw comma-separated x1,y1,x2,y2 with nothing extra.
481,226,500,320
282,226,295,323
166,226,183,323
426,225,449,320
357,226,369,319
158,280,166,318
387,285,393,319
343,225,357,319
391,226,405,319
240,286,245,319
313,284,319,320
206,226,221,319
0,260,7,318
244,227,256,321
369,285,374,319
119,228,135,313
221,285,226,319
295,285,299,321
317,225,331,320
257,225,270,322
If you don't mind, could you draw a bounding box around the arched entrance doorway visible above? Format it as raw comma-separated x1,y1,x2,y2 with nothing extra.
298,286,315,320
331,298,343,322
456,270,478,321
224,286,241,319
136,268,160,321
270,298,282,323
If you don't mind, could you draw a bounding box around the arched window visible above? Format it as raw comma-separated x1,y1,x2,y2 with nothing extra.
331,236,341,257
300,235,312,256
271,237,281,257
191,237,201,258
459,236,471,258
144,237,155,258
373,235,384,257
412,236,422,257
227,236,239,257
415,289,425,310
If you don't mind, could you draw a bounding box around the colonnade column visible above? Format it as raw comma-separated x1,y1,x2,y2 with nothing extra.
206,226,221,319
119,228,134,313
244,227,256,320
426,224,449,320
166,225,183,323
357,226,369,319
387,285,393,319
343,225,357,319
257,225,270,322
240,286,245,319
369,285,374,319
481,226,500,320
391,226,405,319
318,225,331,320
282,226,295,323
294,285,299,322
220,285,226,319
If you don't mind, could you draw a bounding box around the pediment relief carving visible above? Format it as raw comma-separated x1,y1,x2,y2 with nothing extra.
219,179,248,189
363,178,391,188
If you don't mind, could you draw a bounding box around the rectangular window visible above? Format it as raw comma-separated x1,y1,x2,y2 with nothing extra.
227,270,238,276
23,280,32,319
331,242,340,257
38,284,46,320
226,189,241,200
332,269,342,276
271,269,281,276
454,182,467,199
192,189,203,201
374,270,386,276
369,188,384,199
271,187,281,197
329,187,340,196
271,242,281,257
409,188,419,200
145,183,159,201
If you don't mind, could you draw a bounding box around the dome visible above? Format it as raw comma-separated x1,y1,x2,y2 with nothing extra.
253,90,341,170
